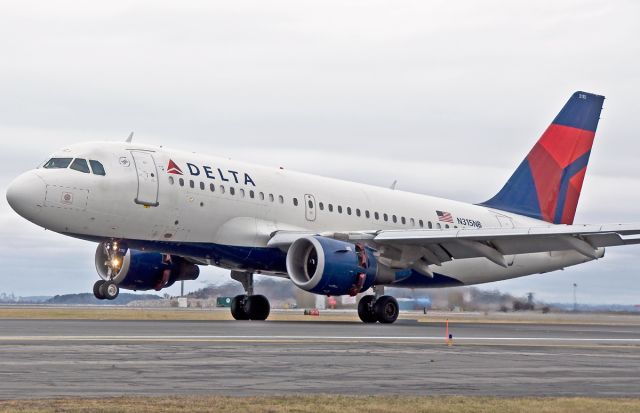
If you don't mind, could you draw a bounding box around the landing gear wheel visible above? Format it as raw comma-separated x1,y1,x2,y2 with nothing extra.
99,281,119,300
93,280,106,300
374,295,399,324
230,295,250,320
358,295,377,323
246,295,270,321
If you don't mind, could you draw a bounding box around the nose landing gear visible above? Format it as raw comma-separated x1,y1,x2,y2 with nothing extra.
93,240,125,300
93,280,119,300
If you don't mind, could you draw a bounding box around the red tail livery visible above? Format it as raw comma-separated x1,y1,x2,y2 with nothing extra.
481,91,605,224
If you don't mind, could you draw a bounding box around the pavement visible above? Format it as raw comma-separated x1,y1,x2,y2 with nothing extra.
1,318,639,398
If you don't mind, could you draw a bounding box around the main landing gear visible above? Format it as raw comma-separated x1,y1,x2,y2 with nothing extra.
229,271,270,321
358,286,399,324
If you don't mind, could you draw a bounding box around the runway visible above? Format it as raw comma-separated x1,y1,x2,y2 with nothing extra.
1,318,639,398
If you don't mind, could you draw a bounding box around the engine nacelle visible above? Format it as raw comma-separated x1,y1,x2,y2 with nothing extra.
95,246,199,291
286,236,377,296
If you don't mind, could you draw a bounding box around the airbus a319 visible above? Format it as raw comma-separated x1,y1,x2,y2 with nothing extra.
7,91,639,323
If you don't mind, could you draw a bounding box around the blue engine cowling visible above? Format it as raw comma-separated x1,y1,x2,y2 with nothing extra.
286,236,377,296
95,247,199,291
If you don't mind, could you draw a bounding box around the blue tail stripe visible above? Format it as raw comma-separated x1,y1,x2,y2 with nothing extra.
553,150,591,224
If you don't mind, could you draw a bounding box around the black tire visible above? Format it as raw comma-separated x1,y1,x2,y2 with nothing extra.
93,280,106,300
246,295,270,321
230,295,250,320
374,295,399,324
358,295,377,323
100,281,119,300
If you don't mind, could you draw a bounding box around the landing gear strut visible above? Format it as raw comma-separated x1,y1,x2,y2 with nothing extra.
93,240,125,300
230,271,270,321
357,286,399,324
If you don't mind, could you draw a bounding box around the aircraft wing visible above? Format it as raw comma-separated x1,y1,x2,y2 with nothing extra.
268,223,640,270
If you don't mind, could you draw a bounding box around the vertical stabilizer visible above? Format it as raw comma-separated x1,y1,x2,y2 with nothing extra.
481,91,605,224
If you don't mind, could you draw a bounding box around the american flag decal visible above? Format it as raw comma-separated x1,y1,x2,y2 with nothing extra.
436,210,454,223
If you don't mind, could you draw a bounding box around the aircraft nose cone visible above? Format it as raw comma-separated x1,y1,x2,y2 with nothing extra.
6,170,46,220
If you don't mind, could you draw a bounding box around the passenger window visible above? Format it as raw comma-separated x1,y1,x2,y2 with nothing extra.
308,200,313,208
240,188,245,197
179,178,185,187
410,218,415,226
70,158,90,173
249,190,254,198
401,217,406,225
338,206,343,214
383,213,388,222
89,160,106,176
269,194,274,202
210,183,215,192
259,192,265,200
419,219,424,228
230,187,235,195
278,195,284,204
347,207,352,215
436,223,441,229
428,221,433,229
189,180,195,189
365,210,370,219
392,215,397,223
168,176,174,185
220,185,226,194
374,212,379,220
200,182,205,190
43,158,73,169
356,209,361,217
445,224,449,229
319,202,324,211
293,198,298,206
328,204,333,212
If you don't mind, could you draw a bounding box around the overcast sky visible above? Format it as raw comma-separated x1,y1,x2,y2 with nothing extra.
1,0,639,304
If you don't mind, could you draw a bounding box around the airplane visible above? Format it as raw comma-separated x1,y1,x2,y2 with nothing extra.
6,91,640,324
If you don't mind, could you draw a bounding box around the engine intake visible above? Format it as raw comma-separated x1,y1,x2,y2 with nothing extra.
286,236,377,296
95,245,199,291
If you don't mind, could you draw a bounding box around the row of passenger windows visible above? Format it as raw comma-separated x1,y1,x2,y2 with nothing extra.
168,176,457,229
43,158,106,176
168,176,285,203
314,201,455,229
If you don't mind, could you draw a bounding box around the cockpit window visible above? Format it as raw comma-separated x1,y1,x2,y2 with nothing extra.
43,158,73,169
89,160,106,176
70,158,90,173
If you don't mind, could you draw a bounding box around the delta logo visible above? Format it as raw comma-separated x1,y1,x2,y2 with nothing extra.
166,159,256,186
167,159,183,175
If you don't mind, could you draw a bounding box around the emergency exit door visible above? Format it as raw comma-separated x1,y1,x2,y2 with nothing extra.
304,194,316,221
131,150,159,207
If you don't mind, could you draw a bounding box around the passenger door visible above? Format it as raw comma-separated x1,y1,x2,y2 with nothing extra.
130,150,159,207
304,194,317,221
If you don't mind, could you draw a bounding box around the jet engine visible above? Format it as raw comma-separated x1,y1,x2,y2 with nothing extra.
286,236,377,296
95,244,199,291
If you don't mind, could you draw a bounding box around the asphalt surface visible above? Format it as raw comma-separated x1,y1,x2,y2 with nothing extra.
1,318,639,398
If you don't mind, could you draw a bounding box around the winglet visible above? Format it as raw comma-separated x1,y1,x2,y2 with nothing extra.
125,132,134,143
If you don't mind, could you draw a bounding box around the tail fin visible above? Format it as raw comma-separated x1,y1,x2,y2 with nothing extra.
480,91,605,224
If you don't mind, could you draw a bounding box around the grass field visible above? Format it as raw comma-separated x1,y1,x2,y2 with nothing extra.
0,395,638,413
0,306,638,325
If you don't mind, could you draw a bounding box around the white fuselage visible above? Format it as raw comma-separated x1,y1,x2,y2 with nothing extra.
8,141,597,288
